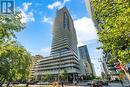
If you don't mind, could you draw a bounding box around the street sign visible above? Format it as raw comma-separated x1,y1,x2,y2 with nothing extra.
115,63,121,70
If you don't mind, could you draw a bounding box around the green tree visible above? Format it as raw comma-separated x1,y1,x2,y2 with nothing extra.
59,69,68,80
0,42,32,87
91,0,130,64
0,12,25,45
91,0,130,80
101,72,106,80
42,73,52,82
86,74,95,80
0,12,32,87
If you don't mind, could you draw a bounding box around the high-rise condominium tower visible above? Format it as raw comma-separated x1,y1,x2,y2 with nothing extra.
37,7,80,81
51,7,78,56
78,45,93,75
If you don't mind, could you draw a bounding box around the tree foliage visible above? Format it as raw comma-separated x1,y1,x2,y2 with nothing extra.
0,12,32,87
0,42,32,82
42,72,52,81
101,72,106,79
59,69,68,80
86,74,95,80
91,0,130,64
0,12,25,45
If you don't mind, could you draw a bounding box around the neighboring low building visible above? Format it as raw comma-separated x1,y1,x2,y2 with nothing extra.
37,53,80,81
30,55,44,80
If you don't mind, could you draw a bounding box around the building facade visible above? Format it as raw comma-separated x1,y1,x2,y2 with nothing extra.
78,45,94,76
30,55,44,79
78,45,91,63
36,7,81,81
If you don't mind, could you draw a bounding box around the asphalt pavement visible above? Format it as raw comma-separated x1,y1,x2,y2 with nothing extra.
65,82,130,87
9,82,130,87
27,83,130,87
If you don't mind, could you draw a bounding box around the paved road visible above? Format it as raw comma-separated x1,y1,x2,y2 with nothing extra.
14,82,130,87
59,82,129,87
65,83,130,87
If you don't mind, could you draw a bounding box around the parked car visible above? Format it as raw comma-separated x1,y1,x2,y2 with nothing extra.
87,80,92,85
11,81,20,84
102,80,108,86
28,81,38,85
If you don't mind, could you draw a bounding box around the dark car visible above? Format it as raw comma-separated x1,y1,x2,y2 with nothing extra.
102,80,109,86
28,81,38,85
11,81,20,85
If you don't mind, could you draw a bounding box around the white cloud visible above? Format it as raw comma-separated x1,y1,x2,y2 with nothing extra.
48,1,61,10
74,17,98,46
62,0,71,8
30,47,51,57
77,40,85,47
20,11,35,23
41,47,51,53
41,47,51,56
19,2,35,23
23,2,32,11
42,16,53,25
47,0,71,10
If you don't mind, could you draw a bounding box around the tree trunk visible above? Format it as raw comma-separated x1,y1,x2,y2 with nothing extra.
0,83,2,87
26,82,29,87
6,81,10,87
122,67,130,82
0,78,6,87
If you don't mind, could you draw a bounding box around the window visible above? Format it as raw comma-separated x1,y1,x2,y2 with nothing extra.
63,12,69,29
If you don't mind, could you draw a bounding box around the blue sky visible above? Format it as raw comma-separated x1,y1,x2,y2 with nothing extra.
15,0,102,76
